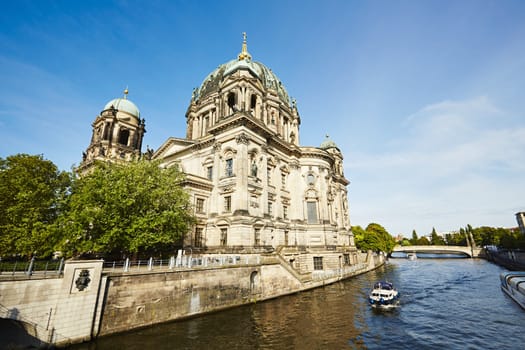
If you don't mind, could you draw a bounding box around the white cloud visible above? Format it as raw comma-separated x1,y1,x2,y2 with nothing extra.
347,96,525,235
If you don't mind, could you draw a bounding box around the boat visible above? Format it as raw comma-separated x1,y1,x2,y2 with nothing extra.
407,253,417,261
369,281,400,308
500,272,525,310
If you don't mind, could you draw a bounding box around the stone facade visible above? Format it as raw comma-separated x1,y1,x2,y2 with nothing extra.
153,35,355,253
76,34,358,280
78,88,146,175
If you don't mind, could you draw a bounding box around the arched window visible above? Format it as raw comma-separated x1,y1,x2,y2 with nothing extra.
225,158,233,177
227,92,237,112
220,227,228,246
250,94,257,109
103,122,111,140
250,271,258,292
118,129,130,146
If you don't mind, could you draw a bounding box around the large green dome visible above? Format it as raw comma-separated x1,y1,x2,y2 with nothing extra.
192,36,291,106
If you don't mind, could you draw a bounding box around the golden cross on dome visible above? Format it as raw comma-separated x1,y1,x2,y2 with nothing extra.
238,32,252,61
124,86,129,99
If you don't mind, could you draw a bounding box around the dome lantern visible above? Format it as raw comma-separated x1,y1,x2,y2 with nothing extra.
238,32,252,61
320,134,339,150
103,88,140,119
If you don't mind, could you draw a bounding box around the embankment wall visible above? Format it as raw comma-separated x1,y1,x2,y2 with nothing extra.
0,260,104,346
0,251,384,347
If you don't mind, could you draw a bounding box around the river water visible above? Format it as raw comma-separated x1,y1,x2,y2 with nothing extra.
70,258,525,350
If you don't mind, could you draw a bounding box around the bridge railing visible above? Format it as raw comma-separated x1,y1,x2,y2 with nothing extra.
392,245,477,257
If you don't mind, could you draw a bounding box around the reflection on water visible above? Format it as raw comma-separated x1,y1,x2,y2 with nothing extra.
68,259,525,350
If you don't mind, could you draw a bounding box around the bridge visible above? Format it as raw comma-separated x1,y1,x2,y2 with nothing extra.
392,245,485,258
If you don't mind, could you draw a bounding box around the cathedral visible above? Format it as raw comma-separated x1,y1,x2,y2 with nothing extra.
80,35,356,266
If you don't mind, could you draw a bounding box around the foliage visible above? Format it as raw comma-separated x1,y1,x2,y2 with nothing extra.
430,227,445,245
416,236,430,245
410,230,418,245
351,225,366,249
353,223,396,253
58,160,195,258
0,154,71,258
498,229,525,249
400,238,412,246
444,231,467,246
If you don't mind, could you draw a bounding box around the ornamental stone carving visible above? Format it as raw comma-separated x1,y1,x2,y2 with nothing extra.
75,269,91,291
212,141,222,153
235,133,250,145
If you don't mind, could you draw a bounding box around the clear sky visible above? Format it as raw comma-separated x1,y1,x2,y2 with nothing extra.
1,0,524,237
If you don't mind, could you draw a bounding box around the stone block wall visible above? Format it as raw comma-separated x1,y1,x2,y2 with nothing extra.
0,260,104,346
0,277,61,342
98,265,263,336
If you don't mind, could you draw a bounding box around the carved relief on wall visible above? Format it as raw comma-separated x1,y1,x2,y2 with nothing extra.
212,141,222,153
71,268,94,294
235,133,250,145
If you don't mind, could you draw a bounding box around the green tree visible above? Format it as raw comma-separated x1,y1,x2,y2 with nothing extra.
400,238,412,246
351,225,366,248
445,231,466,245
416,236,430,245
499,229,525,249
410,230,418,245
366,223,396,253
0,154,71,258
59,160,195,258
430,227,445,245
352,223,395,254
472,226,511,247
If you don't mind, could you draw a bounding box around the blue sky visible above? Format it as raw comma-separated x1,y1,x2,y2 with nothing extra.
1,0,524,236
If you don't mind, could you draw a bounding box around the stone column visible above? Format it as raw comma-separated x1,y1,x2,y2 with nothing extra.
235,133,250,214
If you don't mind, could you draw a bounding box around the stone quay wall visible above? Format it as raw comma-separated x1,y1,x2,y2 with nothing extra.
0,251,384,347
0,260,105,347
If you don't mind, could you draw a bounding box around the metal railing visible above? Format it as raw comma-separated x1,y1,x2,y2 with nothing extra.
103,254,262,273
0,257,64,278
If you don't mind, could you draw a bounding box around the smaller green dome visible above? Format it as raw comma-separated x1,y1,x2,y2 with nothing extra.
104,92,140,118
320,135,339,150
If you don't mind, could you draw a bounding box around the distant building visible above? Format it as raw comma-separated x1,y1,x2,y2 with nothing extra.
516,212,525,235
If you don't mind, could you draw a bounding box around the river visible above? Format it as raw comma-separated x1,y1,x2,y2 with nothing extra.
69,258,525,349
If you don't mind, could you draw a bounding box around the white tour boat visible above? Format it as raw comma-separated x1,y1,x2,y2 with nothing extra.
368,281,400,308
407,253,417,261
500,272,525,310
